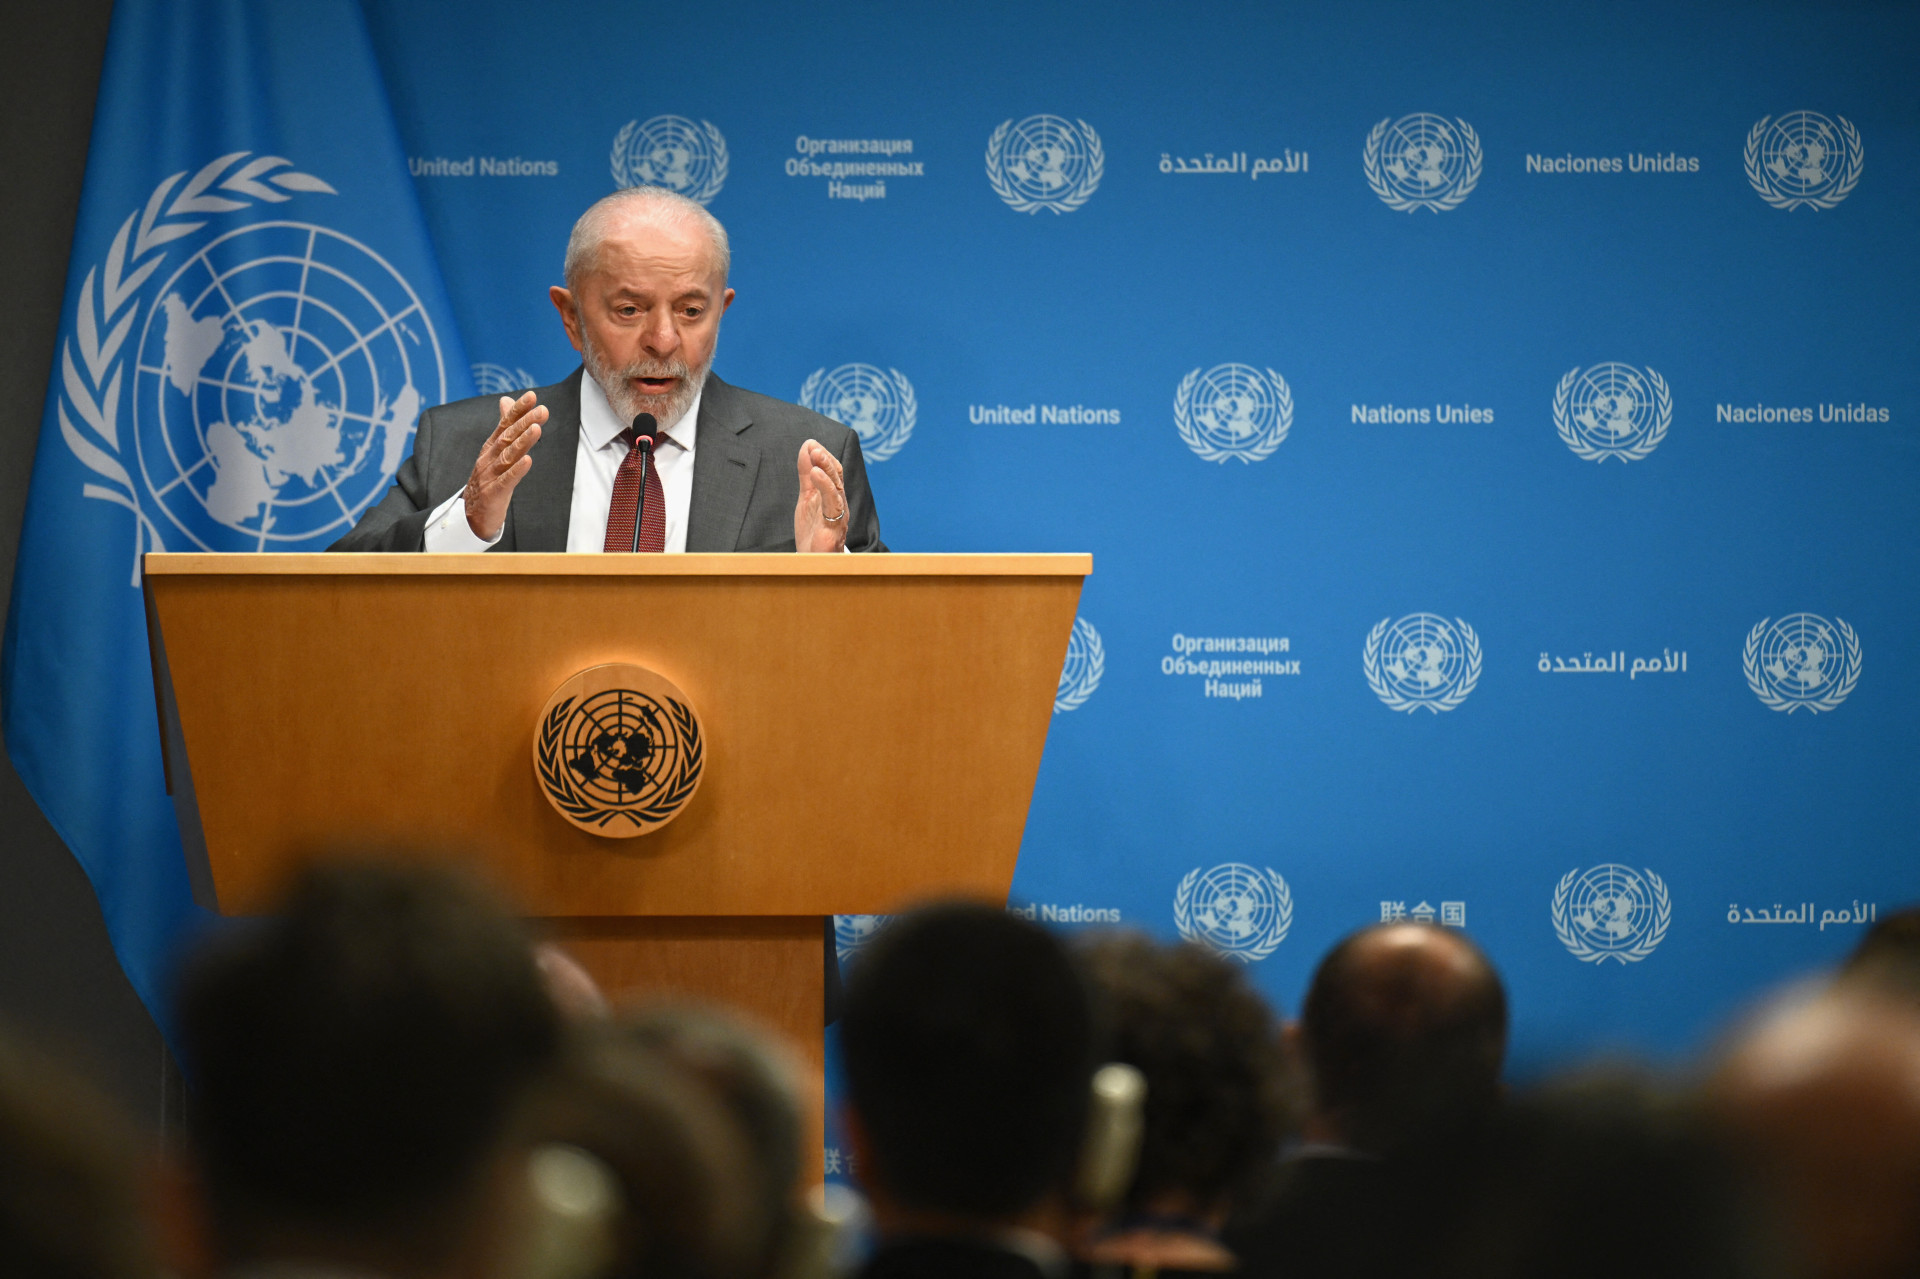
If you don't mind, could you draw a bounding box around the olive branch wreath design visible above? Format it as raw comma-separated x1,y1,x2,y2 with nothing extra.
798,366,917,462
1363,616,1482,713
1743,616,1861,714
1173,866,1293,962
1745,115,1863,211
1053,617,1105,713
55,152,335,585
1552,867,1672,964
1553,366,1671,463
985,117,1105,214
1173,367,1293,464
536,694,705,830
1363,116,1482,212
610,118,729,205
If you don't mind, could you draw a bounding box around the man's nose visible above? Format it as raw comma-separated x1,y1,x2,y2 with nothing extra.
639,308,679,355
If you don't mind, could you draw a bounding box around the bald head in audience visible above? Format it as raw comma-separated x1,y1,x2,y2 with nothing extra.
1707,988,1920,1279
1298,922,1507,1153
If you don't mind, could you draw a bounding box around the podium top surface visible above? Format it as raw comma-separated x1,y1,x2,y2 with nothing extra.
144,552,1092,578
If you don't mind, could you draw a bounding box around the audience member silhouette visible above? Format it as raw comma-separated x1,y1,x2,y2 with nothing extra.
841,902,1097,1279
1231,922,1506,1279
0,1031,153,1279
1425,1072,1779,1279
1707,986,1920,1279
172,861,561,1279
1838,905,1920,1005
1075,932,1294,1274
517,1018,761,1279
620,1006,811,1279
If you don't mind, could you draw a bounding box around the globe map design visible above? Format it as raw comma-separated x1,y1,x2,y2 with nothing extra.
1563,865,1659,954
1761,112,1849,198
997,115,1097,203
834,914,892,960
561,688,685,808
1188,364,1286,453
1756,613,1848,700
1379,614,1470,699
134,222,438,549
802,364,913,461
1568,364,1658,448
472,363,535,396
614,116,725,204
1378,114,1472,198
1183,863,1288,957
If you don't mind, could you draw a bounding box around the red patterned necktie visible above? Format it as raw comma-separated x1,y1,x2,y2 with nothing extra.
602,427,666,553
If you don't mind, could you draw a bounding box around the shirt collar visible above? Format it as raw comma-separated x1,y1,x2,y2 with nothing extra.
580,369,704,452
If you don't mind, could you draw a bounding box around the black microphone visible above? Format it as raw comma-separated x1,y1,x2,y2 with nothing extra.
629,413,660,553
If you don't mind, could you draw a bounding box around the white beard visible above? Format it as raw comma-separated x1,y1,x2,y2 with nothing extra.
581,333,714,430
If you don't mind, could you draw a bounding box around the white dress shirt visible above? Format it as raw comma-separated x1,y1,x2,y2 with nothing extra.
423,374,702,552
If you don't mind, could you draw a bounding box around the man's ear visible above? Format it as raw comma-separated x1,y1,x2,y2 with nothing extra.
549,285,584,352
148,1152,219,1279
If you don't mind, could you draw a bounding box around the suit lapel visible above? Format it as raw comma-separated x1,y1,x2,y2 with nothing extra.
500,367,583,552
686,374,760,552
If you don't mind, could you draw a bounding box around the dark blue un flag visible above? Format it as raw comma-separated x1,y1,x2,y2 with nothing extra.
2,0,471,1032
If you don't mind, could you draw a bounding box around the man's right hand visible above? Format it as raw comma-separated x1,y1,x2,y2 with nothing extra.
464,392,546,540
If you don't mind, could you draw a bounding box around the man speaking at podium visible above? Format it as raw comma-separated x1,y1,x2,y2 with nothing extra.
331,187,883,554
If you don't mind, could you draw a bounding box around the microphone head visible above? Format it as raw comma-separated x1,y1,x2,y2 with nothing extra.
630,412,661,449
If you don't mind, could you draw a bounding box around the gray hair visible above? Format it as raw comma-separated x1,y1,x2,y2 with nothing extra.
562,187,731,289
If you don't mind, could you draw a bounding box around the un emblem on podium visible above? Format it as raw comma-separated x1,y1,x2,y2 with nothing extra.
535,664,705,836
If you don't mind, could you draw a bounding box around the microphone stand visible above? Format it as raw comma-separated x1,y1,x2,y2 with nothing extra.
630,435,654,553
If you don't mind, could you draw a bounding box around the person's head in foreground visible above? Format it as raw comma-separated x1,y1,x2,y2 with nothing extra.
1837,904,1920,1005
617,1006,809,1279
1074,932,1294,1271
840,901,1096,1263
0,1031,153,1279
1706,985,1920,1279
514,1017,763,1279
1298,920,1507,1154
174,860,561,1279
1423,1071,1778,1279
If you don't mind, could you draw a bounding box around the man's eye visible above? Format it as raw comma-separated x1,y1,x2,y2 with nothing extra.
683,307,703,320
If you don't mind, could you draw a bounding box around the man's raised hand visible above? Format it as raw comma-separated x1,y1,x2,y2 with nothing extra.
793,439,849,553
464,392,546,541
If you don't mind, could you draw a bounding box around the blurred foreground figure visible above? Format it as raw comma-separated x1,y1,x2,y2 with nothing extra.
0,1033,152,1279
1424,1073,1777,1279
1231,922,1506,1279
174,862,561,1279
1076,933,1294,1274
842,902,1096,1279
1837,905,1920,1004
1708,988,1920,1279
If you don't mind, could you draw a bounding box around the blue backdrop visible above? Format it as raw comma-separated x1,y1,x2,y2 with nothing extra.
14,0,1919,1140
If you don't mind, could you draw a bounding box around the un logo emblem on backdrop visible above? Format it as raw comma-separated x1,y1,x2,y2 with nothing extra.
535,664,705,837
472,363,535,395
61,154,447,572
1552,364,1671,462
1055,617,1104,713
1363,114,1482,212
798,364,916,462
1552,865,1671,964
1174,864,1293,962
834,914,892,962
610,115,729,205
1363,614,1482,713
1746,112,1862,210
985,115,1104,213
1743,614,1861,713
1174,365,1292,463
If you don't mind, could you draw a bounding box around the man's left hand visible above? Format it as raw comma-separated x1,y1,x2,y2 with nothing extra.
794,439,849,553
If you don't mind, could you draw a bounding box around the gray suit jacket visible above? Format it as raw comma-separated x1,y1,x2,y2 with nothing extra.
328,368,884,553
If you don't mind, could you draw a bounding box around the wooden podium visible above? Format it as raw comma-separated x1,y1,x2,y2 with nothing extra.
143,552,1090,1174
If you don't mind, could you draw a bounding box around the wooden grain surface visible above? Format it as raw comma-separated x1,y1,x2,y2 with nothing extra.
146,553,1088,917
